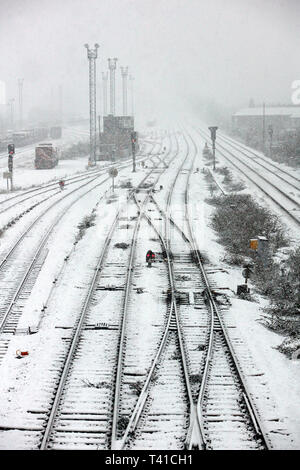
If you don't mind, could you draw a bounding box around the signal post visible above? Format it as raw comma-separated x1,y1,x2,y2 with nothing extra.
208,126,218,171
131,131,137,172
4,144,15,191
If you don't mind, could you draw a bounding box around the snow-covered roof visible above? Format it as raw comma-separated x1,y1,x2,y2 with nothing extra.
234,107,300,118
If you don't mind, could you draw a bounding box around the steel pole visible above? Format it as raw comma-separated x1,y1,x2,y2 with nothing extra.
121,66,128,116
108,58,117,116
84,43,99,165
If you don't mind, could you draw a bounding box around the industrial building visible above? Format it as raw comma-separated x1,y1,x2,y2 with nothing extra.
97,59,137,161
99,114,135,160
232,106,300,141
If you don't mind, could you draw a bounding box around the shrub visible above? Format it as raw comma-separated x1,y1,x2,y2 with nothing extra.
209,193,288,259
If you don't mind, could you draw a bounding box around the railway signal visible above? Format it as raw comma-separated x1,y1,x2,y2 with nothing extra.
146,249,155,267
8,144,15,155
109,167,118,192
131,131,137,173
208,126,218,171
242,263,253,285
7,143,15,191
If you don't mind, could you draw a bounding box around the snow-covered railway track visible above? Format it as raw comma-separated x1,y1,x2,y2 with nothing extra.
109,131,206,449
0,171,120,363
0,137,164,348
117,197,201,450
0,140,157,223
35,132,176,450
195,127,300,227
39,203,140,449
123,127,271,450
185,131,271,449
216,131,300,189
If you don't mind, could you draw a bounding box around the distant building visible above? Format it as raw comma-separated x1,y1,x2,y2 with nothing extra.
99,114,136,160
232,106,300,140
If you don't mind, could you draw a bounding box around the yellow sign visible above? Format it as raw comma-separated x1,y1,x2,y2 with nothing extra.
250,239,258,250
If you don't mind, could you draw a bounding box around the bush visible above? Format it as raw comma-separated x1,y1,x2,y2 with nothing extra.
208,191,300,357
262,247,300,319
209,193,288,259
75,212,96,243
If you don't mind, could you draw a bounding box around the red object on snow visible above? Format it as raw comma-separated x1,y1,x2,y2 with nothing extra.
146,250,155,260
16,350,29,358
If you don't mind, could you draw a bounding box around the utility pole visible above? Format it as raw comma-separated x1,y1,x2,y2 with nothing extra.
208,126,218,171
121,66,128,116
84,43,99,166
129,75,134,116
108,58,118,115
102,72,108,116
18,78,24,129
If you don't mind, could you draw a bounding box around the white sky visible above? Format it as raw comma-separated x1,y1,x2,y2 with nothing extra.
0,0,299,124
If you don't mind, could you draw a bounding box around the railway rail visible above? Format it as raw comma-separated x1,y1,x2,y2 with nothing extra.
0,136,167,362
194,126,300,227
0,127,274,450
217,131,300,189
37,129,176,449
104,127,270,450
0,140,158,220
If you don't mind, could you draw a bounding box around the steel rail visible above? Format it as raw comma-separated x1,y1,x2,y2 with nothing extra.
217,131,300,186
0,141,156,214
162,127,205,448
199,126,300,206
39,209,121,450
110,130,178,449
0,172,115,333
0,136,163,271
196,127,300,225
40,131,174,450
184,130,271,449
118,145,203,449
0,135,164,333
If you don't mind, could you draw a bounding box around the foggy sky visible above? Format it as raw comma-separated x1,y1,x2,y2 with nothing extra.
1,0,300,125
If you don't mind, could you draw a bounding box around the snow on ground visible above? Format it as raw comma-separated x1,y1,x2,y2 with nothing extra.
188,135,300,449
0,131,172,449
190,124,300,243
0,122,299,449
9,157,90,190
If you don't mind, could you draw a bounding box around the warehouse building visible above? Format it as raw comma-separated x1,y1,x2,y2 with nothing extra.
232,106,300,140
